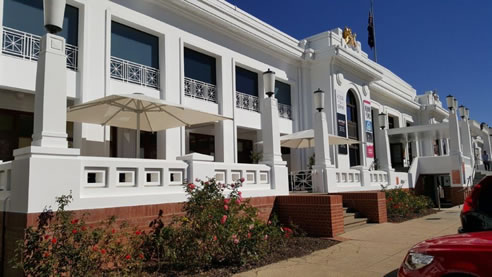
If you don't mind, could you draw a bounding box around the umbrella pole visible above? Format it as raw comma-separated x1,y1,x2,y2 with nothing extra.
136,112,141,158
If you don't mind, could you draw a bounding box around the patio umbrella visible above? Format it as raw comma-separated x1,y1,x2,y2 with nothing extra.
67,93,231,158
279,129,359,149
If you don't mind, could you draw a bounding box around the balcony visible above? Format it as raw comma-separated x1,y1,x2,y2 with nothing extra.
184,77,217,103
2,27,78,70
236,91,259,112
278,103,292,119
110,57,160,89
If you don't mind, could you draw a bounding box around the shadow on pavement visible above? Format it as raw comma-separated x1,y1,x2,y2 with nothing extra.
384,269,398,277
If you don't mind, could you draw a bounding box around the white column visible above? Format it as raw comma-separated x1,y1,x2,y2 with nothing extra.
31,34,68,148
157,33,182,160
459,119,473,160
448,110,463,156
261,97,288,194
215,56,235,163
312,110,334,193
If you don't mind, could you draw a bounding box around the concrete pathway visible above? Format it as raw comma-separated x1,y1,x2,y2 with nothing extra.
237,206,462,277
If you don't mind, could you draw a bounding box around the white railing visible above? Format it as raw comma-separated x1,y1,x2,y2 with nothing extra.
0,161,12,192
81,157,187,197
2,26,78,70
289,170,312,191
110,56,160,89
236,91,260,112
184,77,217,103
278,103,292,119
335,168,362,185
370,170,389,186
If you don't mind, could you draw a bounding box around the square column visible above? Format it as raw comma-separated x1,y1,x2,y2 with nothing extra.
312,110,334,193
261,97,288,193
31,34,68,148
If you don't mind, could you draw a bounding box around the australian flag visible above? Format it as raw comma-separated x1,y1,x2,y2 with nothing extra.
367,11,375,49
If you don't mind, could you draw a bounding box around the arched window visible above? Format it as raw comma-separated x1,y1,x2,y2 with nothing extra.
346,90,361,167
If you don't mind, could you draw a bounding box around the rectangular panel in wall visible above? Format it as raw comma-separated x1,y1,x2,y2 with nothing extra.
84,167,107,188
145,168,162,187
169,169,184,185
116,168,136,187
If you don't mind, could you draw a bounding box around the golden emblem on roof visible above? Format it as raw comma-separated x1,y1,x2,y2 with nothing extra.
342,27,357,47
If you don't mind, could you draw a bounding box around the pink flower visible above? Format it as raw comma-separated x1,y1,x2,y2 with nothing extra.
232,234,237,239
224,199,230,205
195,178,200,182
267,220,272,225
51,238,57,244
101,249,107,255
112,229,116,234
72,229,78,234
264,234,269,240
240,177,245,183
92,246,98,251
235,199,241,205
221,215,228,224
81,226,87,231
44,235,50,240
188,183,196,190
238,191,242,196
224,204,229,211
233,238,240,244
205,182,209,185
249,224,254,230
139,253,144,259
135,230,142,235
247,232,252,239
71,219,79,224
213,235,218,241
125,254,131,260
43,252,50,258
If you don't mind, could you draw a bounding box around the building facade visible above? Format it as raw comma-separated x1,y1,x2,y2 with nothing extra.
0,0,490,233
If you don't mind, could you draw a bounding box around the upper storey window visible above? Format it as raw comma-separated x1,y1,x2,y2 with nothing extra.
275,81,292,119
2,0,79,69
235,67,259,112
184,47,217,103
110,21,160,89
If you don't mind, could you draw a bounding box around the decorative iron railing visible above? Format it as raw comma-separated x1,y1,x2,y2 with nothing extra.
278,103,292,119
2,26,78,70
110,57,159,89
236,91,259,112
184,77,217,103
289,170,313,192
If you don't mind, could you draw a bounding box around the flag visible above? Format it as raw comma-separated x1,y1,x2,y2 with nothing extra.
367,10,375,49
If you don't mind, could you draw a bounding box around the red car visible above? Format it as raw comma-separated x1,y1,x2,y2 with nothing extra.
399,176,492,277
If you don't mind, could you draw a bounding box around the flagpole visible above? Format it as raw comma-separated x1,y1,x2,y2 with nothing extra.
371,0,378,63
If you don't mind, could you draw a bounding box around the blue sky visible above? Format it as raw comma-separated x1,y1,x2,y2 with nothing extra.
226,0,492,125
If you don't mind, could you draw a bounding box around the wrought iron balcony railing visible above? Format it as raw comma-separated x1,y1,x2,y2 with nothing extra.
236,91,259,112
2,26,78,70
278,103,292,119
110,57,160,89
184,77,217,103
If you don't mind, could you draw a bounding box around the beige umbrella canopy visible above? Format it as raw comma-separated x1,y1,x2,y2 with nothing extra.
280,129,359,149
67,93,231,158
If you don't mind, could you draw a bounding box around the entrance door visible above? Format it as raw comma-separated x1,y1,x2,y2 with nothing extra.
390,143,404,169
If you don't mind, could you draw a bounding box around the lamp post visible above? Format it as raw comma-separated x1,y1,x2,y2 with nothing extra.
446,95,455,111
465,108,470,120
458,105,465,119
43,0,66,34
263,69,275,98
378,112,386,130
313,88,325,112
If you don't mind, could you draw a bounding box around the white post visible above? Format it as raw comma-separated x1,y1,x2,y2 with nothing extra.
261,97,288,194
31,34,69,148
312,110,334,193
459,119,473,161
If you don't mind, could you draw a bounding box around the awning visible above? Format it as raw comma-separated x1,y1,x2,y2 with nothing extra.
279,129,359,149
386,123,449,142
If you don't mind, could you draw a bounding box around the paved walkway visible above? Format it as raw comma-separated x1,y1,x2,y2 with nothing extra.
237,206,462,277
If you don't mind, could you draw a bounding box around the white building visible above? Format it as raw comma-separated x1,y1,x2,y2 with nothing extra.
0,0,489,249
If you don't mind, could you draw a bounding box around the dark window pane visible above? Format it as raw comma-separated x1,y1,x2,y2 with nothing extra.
189,133,215,156
111,21,159,68
275,81,291,105
18,114,33,137
236,67,258,96
237,139,253,163
3,0,79,45
184,48,216,85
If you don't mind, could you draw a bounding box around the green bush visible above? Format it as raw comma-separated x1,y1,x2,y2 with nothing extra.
12,194,146,276
383,186,434,221
144,178,290,270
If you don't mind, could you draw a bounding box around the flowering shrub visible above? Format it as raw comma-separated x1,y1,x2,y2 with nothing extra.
383,186,434,221
12,194,146,276
145,178,288,270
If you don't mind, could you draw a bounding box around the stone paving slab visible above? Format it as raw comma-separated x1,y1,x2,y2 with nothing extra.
236,207,461,277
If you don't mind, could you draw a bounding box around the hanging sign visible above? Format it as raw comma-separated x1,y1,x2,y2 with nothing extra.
366,145,374,158
364,100,373,143
336,90,348,154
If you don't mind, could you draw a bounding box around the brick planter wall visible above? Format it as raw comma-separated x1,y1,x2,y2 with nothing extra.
332,191,387,223
273,195,344,237
0,196,276,276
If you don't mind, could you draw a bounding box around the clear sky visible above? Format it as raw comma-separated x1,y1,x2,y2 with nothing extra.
226,0,492,126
